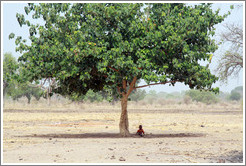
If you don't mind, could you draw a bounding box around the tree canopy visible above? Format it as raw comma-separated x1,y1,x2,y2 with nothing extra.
3,52,18,91
3,52,44,103
10,3,230,136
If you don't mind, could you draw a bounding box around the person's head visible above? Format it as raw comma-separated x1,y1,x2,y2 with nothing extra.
139,125,142,129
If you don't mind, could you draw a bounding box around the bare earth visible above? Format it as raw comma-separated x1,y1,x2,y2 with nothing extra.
2,101,244,164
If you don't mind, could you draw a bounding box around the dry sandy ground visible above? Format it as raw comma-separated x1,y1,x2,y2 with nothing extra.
2,102,244,164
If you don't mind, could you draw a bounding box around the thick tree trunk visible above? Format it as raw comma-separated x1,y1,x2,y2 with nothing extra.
119,95,130,137
118,77,137,137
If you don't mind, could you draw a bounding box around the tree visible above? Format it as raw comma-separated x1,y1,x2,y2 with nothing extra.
3,53,44,103
129,89,146,102
185,89,219,104
10,83,44,104
3,52,18,98
233,86,243,98
216,23,243,83
10,3,229,136
229,91,241,101
40,78,56,106
229,86,243,101
215,4,243,83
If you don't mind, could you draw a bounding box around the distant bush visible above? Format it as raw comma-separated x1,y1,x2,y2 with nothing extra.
129,89,146,102
183,95,192,104
185,90,219,105
229,91,241,101
157,98,177,105
144,90,157,105
234,86,243,92
69,92,85,102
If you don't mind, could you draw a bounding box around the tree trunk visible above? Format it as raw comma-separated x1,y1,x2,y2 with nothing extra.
119,95,130,137
27,97,31,104
3,81,8,99
118,77,137,137
26,94,31,104
47,88,50,106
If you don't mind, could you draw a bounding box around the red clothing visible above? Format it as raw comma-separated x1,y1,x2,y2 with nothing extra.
137,129,144,134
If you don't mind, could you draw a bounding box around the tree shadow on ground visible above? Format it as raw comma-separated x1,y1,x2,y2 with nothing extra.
210,150,243,163
23,132,205,139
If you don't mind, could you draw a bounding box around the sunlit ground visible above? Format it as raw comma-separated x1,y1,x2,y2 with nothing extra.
2,98,243,163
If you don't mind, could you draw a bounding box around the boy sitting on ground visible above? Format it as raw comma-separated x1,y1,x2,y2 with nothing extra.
136,125,145,137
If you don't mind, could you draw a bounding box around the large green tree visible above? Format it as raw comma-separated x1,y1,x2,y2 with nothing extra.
9,82,44,104
3,52,18,98
3,53,44,103
10,3,229,136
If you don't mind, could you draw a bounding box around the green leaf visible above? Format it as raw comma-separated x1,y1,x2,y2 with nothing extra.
9,33,15,39
13,3,224,104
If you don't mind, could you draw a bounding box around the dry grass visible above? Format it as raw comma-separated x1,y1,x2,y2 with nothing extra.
3,96,242,112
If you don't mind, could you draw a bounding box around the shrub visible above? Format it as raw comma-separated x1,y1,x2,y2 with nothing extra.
185,90,219,105
229,91,241,101
183,95,192,104
129,89,146,102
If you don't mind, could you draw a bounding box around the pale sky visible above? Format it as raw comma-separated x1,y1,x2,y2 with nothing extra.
2,2,244,93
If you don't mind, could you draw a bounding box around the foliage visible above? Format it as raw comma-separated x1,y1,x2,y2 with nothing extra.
156,92,167,98
68,92,85,102
148,90,157,97
217,91,230,101
10,3,230,97
10,83,44,104
10,3,230,135
84,90,104,103
229,91,241,101
67,90,117,103
232,86,243,96
185,89,219,104
3,52,44,103
166,91,183,99
3,52,18,97
227,86,243,101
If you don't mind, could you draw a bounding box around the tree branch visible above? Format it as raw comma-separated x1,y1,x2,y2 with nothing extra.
126,76,137,97
135,80,179,89
117,86,122,95
38,78,47,88
108,66,119,73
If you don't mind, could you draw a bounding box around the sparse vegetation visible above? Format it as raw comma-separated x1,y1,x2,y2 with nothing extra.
185,90,219,105
183,95,192,105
